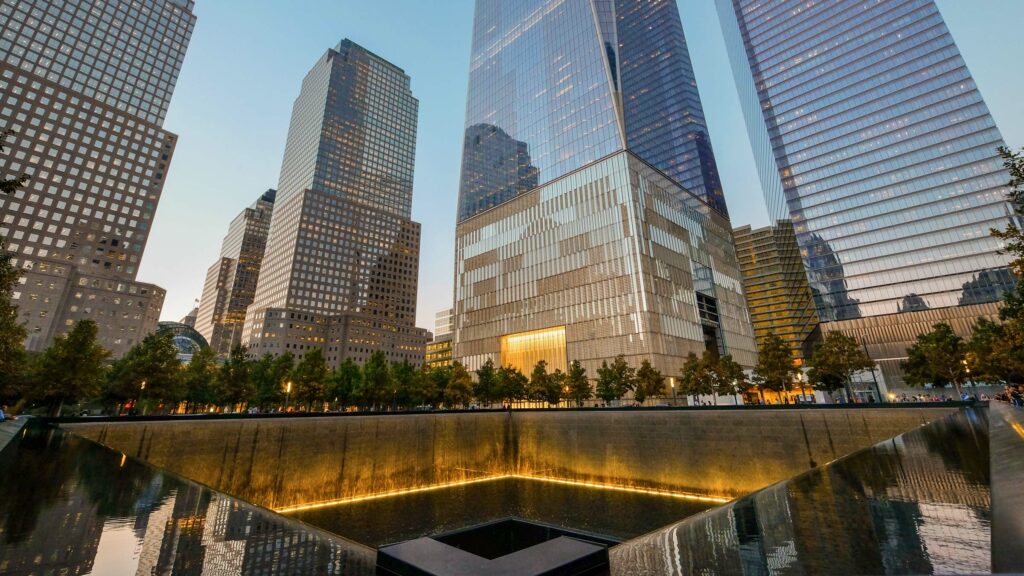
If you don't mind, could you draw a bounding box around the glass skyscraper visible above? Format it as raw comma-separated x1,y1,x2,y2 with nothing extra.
717,0,1017,384
0,0,196,356
453,0,755,382
243,40,428,367
456,0,727,222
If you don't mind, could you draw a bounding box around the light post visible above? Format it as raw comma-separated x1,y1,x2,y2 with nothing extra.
139,380,147,416
962,359,973,396
670,377,677,406
284,380,292,412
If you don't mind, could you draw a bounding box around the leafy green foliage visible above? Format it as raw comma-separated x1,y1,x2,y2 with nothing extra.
595,355,634,403
358,351,393,410
634,359,664,405
807,331,874,400
527,360,562,405
0,237,26,401
473,358,499,406
32,320,110,415
902,323,967,396
106,331,182,411
966,318,1024,385
328,358,360,407
677,352,712,404
180,346,218,410
565,360,592,406
217,345,253,407
496,364,527,405
445,362,474,408
753,333,798,397
291,349,328,410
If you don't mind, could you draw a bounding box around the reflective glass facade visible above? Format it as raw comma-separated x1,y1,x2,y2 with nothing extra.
0,0,195,355
454,151,756,377
457,0,728,222
717,0,1017,382
733,221,819,363
717,0,1016,322
244,40,428,367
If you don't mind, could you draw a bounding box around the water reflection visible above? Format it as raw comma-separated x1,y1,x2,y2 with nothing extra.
0,426,374,575
610,407,992,575
287,477,715,548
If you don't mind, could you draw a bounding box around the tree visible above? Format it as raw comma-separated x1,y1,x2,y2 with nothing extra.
902,323,968,397
565,360,592,407
710,354,747,405
548,369,566,406
753,333,799,402
359,351,392,410
181,346,218,412
527,360,552,404
496,365,527,406
595,355,634,404
107,331,182,412
1,128,29,195
291,349,328,411
0,237,27,402
677,352,712,405
966,317,1024,385
422,365,449,408
634,359,664,405
445,362,474,408
31,320,109,416
392,360,421,409
251,352,293,410
807,332,875,401
474,358,499,406
328,358,360,408
217,345,253,409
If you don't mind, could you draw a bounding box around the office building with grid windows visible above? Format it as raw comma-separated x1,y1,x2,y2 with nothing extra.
0,0,195,356
453,0,757,380
242,40,429,367
717,0,1018,385
196,189,275,356
733,221,820,364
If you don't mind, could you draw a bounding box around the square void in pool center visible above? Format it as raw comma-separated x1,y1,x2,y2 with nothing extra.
284,477,716,548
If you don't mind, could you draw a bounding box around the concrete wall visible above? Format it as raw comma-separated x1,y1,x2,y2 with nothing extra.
63,406,957,510
64,413,510,510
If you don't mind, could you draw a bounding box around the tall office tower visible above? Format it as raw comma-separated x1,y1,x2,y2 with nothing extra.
243,40,429,367
0,0,196,356
195,189,275,356
733,222,820,364
453,0,756,378
717,0,1018,384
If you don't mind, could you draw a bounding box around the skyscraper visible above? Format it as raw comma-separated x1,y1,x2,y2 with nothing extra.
733,221,820,364
196,189,275,356
243,40,428,367
453,0,756,379
0,0,196,356
457,0,728,223
717,0,1018,384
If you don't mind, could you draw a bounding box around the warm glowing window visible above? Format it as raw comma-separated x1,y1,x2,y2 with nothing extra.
500,326,567,373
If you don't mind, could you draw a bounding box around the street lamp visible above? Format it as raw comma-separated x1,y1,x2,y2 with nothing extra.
670,377,676,406
284,380,292,412
139,380,147,415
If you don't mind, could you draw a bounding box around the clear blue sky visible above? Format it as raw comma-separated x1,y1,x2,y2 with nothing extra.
144,0,1024,330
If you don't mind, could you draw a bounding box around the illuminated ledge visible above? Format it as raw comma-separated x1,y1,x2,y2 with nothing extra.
273,474,730,513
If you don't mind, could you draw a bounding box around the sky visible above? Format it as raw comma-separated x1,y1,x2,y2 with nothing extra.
143,0,1024,331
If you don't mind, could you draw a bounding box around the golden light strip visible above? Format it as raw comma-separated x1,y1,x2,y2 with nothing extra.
273,475,511,513
273,473,730,513
510,474,731,504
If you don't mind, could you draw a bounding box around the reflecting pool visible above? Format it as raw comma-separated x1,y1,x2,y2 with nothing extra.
285,477,716,547
0,424,374,576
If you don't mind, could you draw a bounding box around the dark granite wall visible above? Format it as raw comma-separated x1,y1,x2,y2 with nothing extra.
63,407,956,510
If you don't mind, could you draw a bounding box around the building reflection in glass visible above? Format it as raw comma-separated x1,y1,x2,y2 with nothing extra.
0,426,375,575
610,407,991,575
